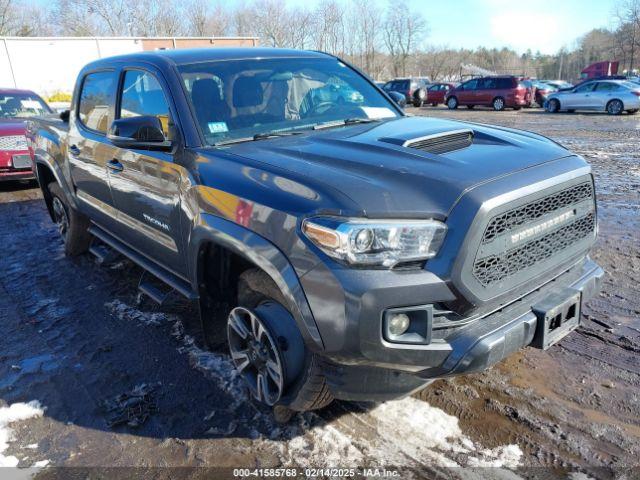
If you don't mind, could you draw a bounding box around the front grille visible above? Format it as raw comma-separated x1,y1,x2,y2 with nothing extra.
404,129,473,154
0,135,28,151
458,179,597,297
473,212,595,286
483,182,593,243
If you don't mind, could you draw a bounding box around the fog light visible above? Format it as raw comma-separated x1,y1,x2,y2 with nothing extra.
388,313,410,336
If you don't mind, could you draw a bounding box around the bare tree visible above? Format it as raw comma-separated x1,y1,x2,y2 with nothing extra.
383,0,427,77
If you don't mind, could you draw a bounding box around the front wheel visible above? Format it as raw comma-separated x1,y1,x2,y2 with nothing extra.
546,98,560,113
47,182,91,256
229,269,333,415
447,97,458,109
606,99,624,115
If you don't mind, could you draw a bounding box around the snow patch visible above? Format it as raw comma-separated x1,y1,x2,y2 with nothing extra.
368,397,523,469
105,299,167,326
110,300,523,471
0,401,44,467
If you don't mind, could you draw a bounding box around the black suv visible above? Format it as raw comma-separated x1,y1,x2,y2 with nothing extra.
382,77,429,107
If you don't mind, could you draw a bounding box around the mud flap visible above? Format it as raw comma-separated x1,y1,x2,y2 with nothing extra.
531,287,582,350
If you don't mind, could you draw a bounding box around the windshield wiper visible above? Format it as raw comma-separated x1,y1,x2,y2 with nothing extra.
214,130,303,146
313,117,381,130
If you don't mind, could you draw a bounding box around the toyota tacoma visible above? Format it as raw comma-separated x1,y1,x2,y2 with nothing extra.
28,48,604,419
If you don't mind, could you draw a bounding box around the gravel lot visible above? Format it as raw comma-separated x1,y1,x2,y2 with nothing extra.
0,107,638,479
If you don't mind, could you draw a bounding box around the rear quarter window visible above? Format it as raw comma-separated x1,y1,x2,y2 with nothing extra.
78,71,117,133
497,78,515,89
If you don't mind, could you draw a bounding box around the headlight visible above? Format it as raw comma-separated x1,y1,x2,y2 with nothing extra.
302,217,447,268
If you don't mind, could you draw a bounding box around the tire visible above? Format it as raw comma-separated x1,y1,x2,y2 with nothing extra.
492,97,505,111
606,99,623,115
447,96,458,109
513,106,522,111
47,182,91,256
431,102,438,107
546,98,560,113
233,269,333,414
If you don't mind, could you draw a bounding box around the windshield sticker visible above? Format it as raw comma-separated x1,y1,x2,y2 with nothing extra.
20,100,42,110
208,122,229,134
360,107,396,119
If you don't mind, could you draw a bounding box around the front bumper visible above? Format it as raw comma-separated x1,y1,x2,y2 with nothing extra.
315,257,603,401
0,169,36,181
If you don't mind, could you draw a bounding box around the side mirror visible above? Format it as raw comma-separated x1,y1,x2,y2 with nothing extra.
108,116,172,150
387,91,406,109
59,110,70,122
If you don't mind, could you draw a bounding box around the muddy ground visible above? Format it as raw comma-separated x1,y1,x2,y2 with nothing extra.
0,108,638,479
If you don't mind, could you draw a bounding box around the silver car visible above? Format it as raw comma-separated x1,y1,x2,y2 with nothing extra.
545,80,640,115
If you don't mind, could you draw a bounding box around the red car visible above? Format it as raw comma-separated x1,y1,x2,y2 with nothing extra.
444,76,531,111
426,82,457,106
0,88,52,182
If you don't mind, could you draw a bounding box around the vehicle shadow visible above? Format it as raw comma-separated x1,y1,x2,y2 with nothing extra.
0,198,360,446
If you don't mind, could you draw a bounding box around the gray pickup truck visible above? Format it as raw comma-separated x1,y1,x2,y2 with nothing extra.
29,48,603,419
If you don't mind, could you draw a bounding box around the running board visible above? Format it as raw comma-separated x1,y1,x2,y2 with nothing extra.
89,242,121,265
138,272,172,305
88,224,198,301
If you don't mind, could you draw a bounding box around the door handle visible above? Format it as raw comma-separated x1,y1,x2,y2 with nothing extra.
69,145,80,156
107,159,124,173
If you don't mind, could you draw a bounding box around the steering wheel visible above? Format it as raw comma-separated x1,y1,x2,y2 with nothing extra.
303,101,335,118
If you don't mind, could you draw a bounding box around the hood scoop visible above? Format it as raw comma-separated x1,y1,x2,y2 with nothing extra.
379,128,474,155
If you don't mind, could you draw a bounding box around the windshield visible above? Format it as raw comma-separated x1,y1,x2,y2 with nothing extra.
178,57,400,145
0,93,51,119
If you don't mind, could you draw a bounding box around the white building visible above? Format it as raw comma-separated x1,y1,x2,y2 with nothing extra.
0,36,258,97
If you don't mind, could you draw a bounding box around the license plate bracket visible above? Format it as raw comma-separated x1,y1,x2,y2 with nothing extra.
531,287,582,350
12,154,32,169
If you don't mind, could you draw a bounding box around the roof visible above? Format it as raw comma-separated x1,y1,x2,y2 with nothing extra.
84,48,331,70
0,87,39,95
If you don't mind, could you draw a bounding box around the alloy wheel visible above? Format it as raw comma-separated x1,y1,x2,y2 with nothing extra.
608,100,623,115
52,197,69,242
227,306,285,406
493,98,505,111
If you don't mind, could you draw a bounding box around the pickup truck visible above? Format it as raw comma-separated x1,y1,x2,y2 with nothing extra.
28,48,604,420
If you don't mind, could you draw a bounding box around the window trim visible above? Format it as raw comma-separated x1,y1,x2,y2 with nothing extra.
76,68,118,136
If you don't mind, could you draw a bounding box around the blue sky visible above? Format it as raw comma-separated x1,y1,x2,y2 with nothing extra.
291,0,618,54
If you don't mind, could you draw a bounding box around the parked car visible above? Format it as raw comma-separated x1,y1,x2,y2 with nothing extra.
533,81,557,107
542,80,574,90
426,83,457,106
0,88,52,182
382,78,428,107
445,76,531,110
29,48,603,420
312,83,364,105
545,80,640,115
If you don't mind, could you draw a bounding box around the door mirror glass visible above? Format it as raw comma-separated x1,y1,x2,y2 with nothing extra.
108,116,172,150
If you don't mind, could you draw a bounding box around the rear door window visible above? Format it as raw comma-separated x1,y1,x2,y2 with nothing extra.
479,78,497,89
595,82,620,91
78,71,117,133
118,69,172,138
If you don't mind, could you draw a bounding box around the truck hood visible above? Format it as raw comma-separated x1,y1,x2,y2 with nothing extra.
0,119,27,136
210,116,571,218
